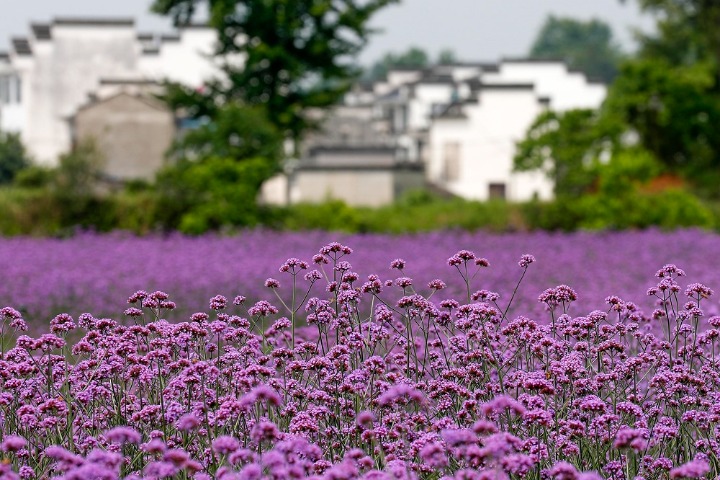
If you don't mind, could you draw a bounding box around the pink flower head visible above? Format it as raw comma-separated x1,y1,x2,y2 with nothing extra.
1,435,27,452
670,458,711,479
518,254,536,268
480,395,526,417
105,426,142,445
377,384,428,408
210,295,228,310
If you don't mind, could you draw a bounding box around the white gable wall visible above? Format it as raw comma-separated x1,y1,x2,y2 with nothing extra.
0,21,219,166
408,83,456,131
26,24,139,164
138,28,219,87
484,61,606,111
429,88,553,201
0,59,26,135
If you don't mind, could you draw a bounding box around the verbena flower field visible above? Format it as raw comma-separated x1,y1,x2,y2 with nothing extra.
1,230,720,479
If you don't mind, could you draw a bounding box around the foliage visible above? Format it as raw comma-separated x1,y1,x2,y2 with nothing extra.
0,183,718,236
12,165,54,189
529,15,623,83
605,58,720,195
519,2,720,200
152,0,398,144
0,132,30,185
156,156,277,234
631,0,720,69
513,109,623,198
170,104,284,164
437,48,458,65
51,139,105,194
157,105,284,233
610,0,720,196
364,47,460,81
364,46,431,82
277,196,519,233
524,189,714,231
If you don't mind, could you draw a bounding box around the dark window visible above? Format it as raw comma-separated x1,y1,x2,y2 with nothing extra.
488,183,506,200
0,76,8,104
442,142,460,181
14,75,21,103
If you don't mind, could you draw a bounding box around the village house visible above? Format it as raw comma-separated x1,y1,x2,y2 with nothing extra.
263,60,606,206
1,17,607,204
0,17,218,179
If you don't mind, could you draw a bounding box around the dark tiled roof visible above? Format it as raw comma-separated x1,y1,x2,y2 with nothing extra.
177,23,211,29
466,78,535,91
309,145,398,155
414,73,455,85
160,34,181,43
31,23,52,40
479,83,535,90
297,162,423,173
434,102,467,120
99,78,160,85
53,17,135,26
137,33,154,41
12,38,32,55
142,48,161,56
501,57,565,64
0,52,9,62
386,66,426,72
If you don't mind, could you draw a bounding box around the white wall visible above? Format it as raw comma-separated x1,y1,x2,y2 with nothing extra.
1,21,220,166
408,83,456,131
484,61,606,111
138,27,218,87
0,62,25,134
22,24,139,164
428,88,553,201
292,170,395,207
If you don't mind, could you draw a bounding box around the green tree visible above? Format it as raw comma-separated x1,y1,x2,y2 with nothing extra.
364,46,431,82
606,0,720,195
631,0,720,70
152,0,397,146
437,48,458,65
156,156,277,233
605,58,720,194
156,104,284,232
513,109,623,197
0,132,30,185
170,104,283,164
529,15,623,83
518,2,720,200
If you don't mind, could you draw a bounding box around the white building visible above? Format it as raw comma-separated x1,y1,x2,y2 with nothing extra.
279,60,606,205
421,60,606,201
0,18,219,165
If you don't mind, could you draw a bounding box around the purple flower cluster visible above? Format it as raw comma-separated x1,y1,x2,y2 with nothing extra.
1,240,720,478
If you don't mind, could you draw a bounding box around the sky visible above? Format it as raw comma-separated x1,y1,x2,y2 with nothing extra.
0,0,655,65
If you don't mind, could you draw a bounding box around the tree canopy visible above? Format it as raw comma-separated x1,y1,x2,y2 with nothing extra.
516,1,720,199
529,15,623,84
152,0,398,145
363,47,460,82
0,132,30,185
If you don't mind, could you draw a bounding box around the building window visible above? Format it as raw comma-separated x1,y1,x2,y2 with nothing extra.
488,183,506,200
0,75,21,104
442,141,460,181
0,76,8,104
14,75,21,103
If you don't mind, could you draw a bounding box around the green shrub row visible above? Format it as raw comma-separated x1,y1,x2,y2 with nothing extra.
0,185,716,236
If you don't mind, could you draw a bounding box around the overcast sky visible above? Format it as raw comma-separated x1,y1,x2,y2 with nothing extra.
0,0,655,64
